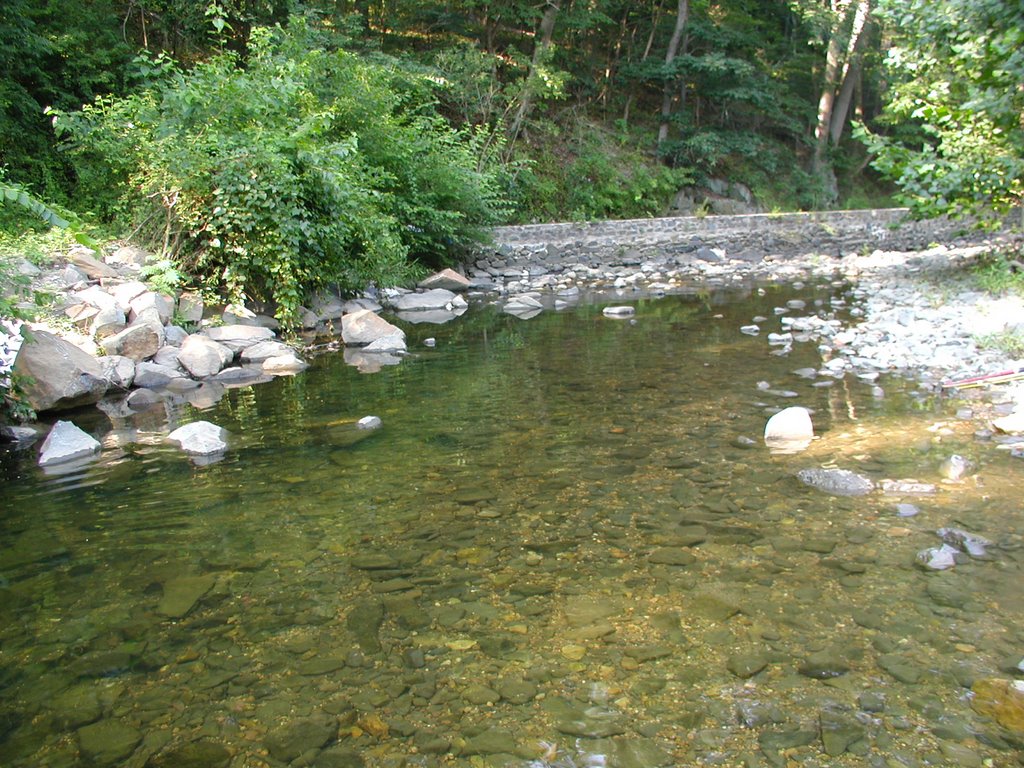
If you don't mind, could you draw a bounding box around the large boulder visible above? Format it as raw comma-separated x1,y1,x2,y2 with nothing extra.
205,324,275,354
100,323,162,362
418,268,471,292
262,354,308,375
178,335,234,378
134,361,188,389
89,305,127,340
14,329,109,412
176,292,205,325
240,340,294,363
70,247,119,279
38,420,101,467
107,281,149,311
341,310,406,349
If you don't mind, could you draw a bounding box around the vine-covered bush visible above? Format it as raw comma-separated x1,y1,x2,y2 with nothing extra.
53,21,505,326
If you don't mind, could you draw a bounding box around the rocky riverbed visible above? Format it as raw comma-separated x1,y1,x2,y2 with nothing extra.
2,220,1024,768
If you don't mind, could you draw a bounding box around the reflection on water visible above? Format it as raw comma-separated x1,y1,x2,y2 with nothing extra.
1,284,1022,768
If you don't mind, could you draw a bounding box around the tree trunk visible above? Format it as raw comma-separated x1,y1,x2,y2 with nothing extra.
829,0,871,144
813,0,871,171
508,1,561,144
657,0,690,149
623,0,666,125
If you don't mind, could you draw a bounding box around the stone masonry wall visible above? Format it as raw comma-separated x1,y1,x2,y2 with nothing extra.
485,209,978,261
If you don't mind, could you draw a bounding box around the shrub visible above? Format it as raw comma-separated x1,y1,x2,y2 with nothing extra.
53,21,506,327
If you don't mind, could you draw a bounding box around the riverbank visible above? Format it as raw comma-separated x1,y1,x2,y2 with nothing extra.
2,210,1023,457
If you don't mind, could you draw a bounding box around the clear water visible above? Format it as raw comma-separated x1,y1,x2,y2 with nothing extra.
1,283,1022,768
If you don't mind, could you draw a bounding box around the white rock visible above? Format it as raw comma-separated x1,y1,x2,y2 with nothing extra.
167,421,228,456
357,415,383,430
38,420,101,467
129,291,175,325
764,406,814,453
603,306,636,317
993,411,1024,435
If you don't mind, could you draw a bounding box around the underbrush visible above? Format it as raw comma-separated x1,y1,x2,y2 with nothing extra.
971,245,1024,297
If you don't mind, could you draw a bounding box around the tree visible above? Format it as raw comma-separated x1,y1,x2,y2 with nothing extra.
810,0,873,203
657,0,689,149
856,0,1024,220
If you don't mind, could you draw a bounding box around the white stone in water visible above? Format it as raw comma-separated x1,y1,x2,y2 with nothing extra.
38,421,101,467
895,503,920,517
357,416,383,430
740,325,760,335
167,421,228,456
916,543,959,570
764,407,814,453
602,306,635,317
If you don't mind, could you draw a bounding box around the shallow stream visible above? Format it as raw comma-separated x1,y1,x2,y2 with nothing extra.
1,282,1022,768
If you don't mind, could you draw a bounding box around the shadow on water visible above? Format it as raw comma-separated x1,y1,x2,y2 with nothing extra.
1,282,1022,766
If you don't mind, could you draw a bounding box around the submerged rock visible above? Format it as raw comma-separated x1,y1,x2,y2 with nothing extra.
796,468,874,496
938,527,992,557
916,543,960,570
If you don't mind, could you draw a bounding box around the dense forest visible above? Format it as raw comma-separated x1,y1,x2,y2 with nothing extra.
1,0,1022,321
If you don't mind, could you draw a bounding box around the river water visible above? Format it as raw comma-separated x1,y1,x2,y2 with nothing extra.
1,282,1022,768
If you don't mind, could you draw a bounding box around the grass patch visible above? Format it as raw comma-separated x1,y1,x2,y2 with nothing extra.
970,246,1024,297
975,329,1024,359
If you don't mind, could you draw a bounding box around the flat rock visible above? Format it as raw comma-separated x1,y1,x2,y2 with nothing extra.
167,421,228,456
71,249,119,279
797,467,874,496
602,306,636,317
264,714,337,763
77,719,142,766
419,268,471,291
971,678,1024,735
38,421,101,467
157,574,215,618
391,288,467,312
204,324,274,353
134,361,187,388
342,310,406,348
240,340,294,363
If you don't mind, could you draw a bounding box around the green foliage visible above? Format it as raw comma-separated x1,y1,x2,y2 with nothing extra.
506,121,691,222
139,259,185,297
857,0,1024,221
975,329,1024,359
970,247,1024,297
53,21,506,327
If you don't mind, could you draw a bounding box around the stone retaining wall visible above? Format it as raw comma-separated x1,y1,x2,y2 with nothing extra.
486,208,977,260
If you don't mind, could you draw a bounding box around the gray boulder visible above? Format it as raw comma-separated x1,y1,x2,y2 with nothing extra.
163,325,189,346
341,310,406,348
176,292,204,325
89,305,126,340
134,361,187,389
108,280,149,311
14,329,109,412
168,421,228,456
74,285,120,314
129,291,174,325
205,324,275,353
100,323,161,362
418,268,471,291
240,340,294,363
38,420,101,467
797,468,874,496
152,346,182,369
99,355,136,390
70,248,119,279
178,335,234,378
